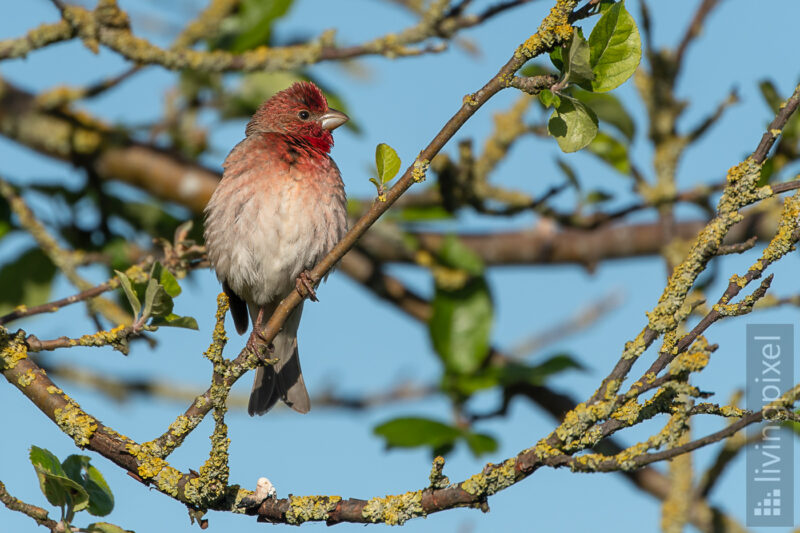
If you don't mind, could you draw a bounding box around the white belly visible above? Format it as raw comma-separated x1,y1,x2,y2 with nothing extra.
205,171,346,305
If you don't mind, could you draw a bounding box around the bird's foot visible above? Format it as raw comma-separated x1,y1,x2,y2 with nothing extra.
245,328,274,362
296,270,319,302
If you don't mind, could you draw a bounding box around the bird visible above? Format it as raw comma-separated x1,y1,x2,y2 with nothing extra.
203,81,349,415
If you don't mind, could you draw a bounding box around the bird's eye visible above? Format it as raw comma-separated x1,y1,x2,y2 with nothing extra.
298,110,310,120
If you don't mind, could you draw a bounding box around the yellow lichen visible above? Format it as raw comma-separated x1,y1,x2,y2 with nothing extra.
167,415,194,437
758,191,800,266
671,349,709,374
80,324,128,347
517,2,577,58
429,456,449,488
72,128,103,154
0,335,28,370
555,397,616,445
719,405,746,418
461,458,517,496
621,331,647,360
17,368,36,387
610,398,643,425
361,491,423,525
230,487,254,514
285,495,342,525
134,452,167,480
124,264,149,284
153,464,184,497
412,158,430,183
530,439,563,460
194,395,209,409
54,401,97,447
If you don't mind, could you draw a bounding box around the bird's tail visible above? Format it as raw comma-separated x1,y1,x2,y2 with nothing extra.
246,301,310,415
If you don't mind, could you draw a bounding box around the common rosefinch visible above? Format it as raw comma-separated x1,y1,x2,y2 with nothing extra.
204,82,348,415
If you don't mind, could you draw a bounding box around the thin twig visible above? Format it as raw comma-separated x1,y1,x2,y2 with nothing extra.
0,479,58,530
675,0,722,67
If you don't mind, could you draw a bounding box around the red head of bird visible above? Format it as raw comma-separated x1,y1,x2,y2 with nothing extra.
245,81,348,153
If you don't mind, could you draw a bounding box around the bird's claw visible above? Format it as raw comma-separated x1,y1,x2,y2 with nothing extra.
296,271,319,302
246,329,274,362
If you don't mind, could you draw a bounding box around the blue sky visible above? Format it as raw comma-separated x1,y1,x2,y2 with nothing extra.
1,1,799,532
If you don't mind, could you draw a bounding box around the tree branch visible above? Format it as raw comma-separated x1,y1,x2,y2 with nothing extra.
675,0,722,68
0,479,58,531
337,248,743,533
5,0,539,72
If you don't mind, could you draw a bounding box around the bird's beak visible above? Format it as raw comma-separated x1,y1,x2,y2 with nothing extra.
320,108,349,131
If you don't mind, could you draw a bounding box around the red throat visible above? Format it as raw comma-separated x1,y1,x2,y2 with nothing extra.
302,131,334,153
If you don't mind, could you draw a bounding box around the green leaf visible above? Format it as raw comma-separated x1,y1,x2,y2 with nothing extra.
374,417,497,458
758,157,775,186
429,237,492,378
443,371,501,396
562,27,593,87
141,278,173,320
211,0,294,52
61,454,85,484
29,446,89,513
141,263,174,320
539,89,561,109
0,200,11,240
572,89,635,140
374,417,461,452
584,189,614,204
375,143,401,185
81,464,113,516
587,0,642,92
140,278,158,320
30,446,65,479
597,0,616,14
760,80,800,141
464,432,498,456
759,80,782,113
436,235,484,276
62,455,114,517
549,46,564,72
784,409,800,436
86,523,134,533
524,354,585,382
548,95,599,153
0,248,57,315
114,271,141,318
430,277,493,375
588,131,631,174
150,313,199,330
446,355,584,396
102,239,134,272
158,266,181,298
